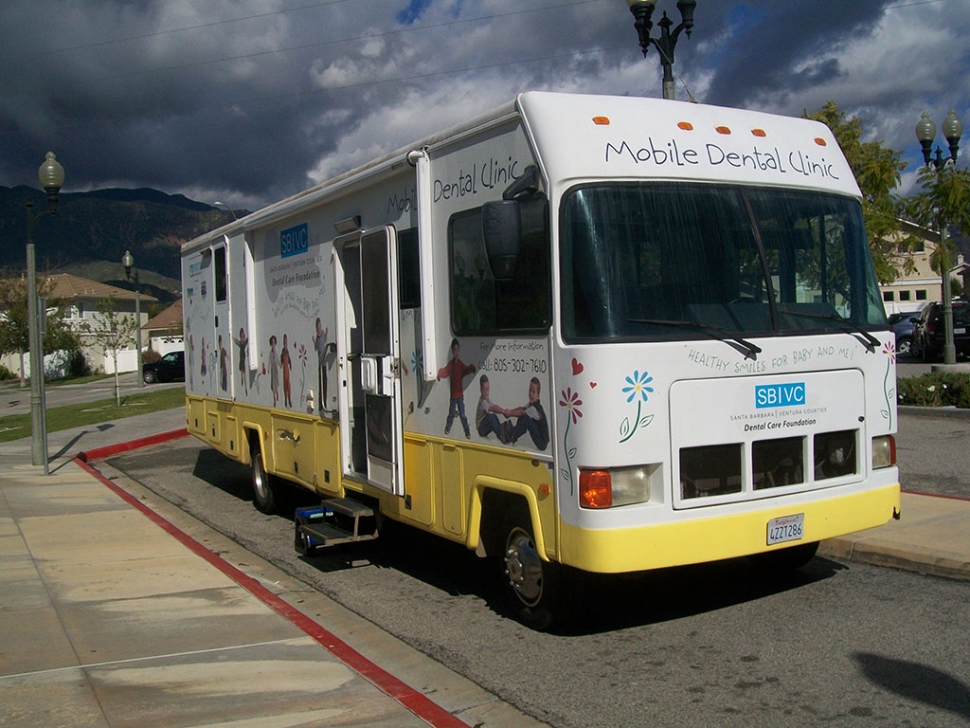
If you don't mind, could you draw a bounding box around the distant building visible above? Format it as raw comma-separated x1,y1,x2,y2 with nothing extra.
878,221,966,315
1,273,158,378
142,299,184,356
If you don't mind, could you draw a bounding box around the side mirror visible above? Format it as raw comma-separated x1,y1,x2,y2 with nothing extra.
482,200,521,281
481,166,548,282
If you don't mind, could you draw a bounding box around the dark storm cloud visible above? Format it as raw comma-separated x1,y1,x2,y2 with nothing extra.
0,0,968,208
702,0,893,109
0,0,353,205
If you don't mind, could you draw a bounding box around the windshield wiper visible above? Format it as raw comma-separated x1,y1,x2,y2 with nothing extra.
778,310,880,353
628,318,762,360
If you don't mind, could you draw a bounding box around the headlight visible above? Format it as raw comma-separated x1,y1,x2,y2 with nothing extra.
579,466,652,508
872,435,896,469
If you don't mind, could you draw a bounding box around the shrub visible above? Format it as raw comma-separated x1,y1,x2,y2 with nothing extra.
897,372,970,408
142,348,161,365
67,349,91,378
0,363,15,381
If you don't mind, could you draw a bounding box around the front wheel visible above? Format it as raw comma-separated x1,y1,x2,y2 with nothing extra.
251,445,280,514
897,337,912,356
143,370,157,384
498,511,581,631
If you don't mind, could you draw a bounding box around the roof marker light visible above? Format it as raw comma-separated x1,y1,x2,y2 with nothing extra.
814,137,828,147
593,116,611,126
752,128,766,137
678,121,694,131
716,125,732,135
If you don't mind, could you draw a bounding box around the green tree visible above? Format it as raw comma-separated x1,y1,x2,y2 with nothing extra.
904,163,970,277
804,101,920,283
0,275,81,386
82,295,137,405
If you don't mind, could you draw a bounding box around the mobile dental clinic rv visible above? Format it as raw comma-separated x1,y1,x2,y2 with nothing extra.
182,92,900,629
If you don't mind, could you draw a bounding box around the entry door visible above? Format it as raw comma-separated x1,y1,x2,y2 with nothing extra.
212,242,232,400
358,228,405,495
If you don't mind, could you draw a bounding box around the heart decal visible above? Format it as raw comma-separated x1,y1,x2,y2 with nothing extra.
590,381,597,389
571,358,584,375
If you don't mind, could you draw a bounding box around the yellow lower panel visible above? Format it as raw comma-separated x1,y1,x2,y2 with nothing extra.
560,484,900,574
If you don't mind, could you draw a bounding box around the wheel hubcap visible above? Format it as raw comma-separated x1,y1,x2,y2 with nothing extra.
504,527,543,607
253,456,267,499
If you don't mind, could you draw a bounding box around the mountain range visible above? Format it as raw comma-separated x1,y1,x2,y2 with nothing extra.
0,186,244,304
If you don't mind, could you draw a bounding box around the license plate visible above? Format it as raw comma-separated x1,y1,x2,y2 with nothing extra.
767,513,804,545
955,327,966,335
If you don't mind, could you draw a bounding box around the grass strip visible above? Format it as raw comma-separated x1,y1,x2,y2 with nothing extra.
0,387,185,443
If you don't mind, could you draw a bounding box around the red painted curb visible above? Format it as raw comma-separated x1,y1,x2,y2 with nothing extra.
73,440,470,728
76,428,189,462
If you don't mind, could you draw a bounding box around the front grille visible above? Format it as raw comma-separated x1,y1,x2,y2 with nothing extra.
680,429,858,501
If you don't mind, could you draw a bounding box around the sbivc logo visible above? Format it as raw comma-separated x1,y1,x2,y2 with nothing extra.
280,222,309,259
755,382,806,408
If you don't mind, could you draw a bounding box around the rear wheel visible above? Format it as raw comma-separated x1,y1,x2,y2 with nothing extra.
497,508,580,631
251,443,280,514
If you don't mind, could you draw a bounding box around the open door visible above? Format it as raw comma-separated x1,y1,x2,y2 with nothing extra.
336,227,405,496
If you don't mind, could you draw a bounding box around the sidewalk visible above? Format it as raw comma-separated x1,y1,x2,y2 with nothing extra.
1,412,968,728
818,492,970,582
0,411,547,728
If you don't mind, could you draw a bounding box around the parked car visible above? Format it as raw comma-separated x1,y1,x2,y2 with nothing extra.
887,312,919,357
143,350,185,383
911,301,970,362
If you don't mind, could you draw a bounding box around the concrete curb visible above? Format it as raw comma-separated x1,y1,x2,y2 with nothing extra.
899,405,970,420
818,491,970,582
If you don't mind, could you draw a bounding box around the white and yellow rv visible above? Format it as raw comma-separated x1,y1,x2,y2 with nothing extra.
182,92,900,629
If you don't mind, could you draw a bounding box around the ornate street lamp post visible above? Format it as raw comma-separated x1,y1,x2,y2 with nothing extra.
122,250,144,388
625,0,696,100
915,110,963,366
27,151,65,474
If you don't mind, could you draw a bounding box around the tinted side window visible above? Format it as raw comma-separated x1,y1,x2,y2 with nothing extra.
398,227,420,310
449,208,550,335
214,246,227,302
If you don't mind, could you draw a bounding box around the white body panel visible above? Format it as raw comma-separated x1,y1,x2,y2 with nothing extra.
181,92,898,574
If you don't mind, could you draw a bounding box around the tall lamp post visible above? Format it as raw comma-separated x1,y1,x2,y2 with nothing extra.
213,201,238,220
122,250,144,388
915,110,963,366
625,0,696,100
27,152,65,474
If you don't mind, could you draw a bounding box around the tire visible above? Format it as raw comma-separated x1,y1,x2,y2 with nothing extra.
497,507,580,631
251,444,280,515
750,541,819,573
143,370,157,384
897,337,912,356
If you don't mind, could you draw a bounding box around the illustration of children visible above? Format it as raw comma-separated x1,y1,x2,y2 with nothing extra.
200,337,207,379
437,338,475,438
281,333,292,407
506,377,549,451
218,335,228,392
234,327,249,395
475,374,508,442
269,335,279,407
313,317,329,412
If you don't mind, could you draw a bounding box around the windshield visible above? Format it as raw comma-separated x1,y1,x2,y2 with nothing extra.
560,183,886,343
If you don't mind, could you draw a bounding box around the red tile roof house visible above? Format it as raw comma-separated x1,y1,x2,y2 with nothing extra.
40,273,158,377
